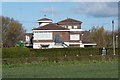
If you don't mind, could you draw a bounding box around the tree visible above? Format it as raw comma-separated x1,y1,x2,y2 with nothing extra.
90,26,106,47
104,30,112,47
1,16,25,47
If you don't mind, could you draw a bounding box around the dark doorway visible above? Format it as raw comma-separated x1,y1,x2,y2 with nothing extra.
55,34,60,42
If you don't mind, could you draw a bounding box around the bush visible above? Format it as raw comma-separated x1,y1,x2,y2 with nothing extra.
2,47,31,58
30,47,119,57
2,47,119,64
2,47,119,58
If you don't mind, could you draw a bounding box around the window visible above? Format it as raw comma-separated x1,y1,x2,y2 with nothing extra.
74,26,77,28
62,26,67,28
68,26,72,29
64,26,67,28
70,34,80,40
34,32,52,40
26,36,30,41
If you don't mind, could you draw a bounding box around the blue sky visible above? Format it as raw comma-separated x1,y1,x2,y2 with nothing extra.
2,2,118,33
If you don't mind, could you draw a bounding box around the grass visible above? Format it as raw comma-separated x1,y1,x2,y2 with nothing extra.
2,60,118,78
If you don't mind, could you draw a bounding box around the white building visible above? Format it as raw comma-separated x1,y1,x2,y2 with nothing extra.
25,18,97,49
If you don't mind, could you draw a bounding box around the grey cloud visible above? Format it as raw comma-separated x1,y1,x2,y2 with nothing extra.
72,2,118,17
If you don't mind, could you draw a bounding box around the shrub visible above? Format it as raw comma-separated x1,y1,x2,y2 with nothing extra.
30,47,120,57
2,47,31,58
2,47,119,58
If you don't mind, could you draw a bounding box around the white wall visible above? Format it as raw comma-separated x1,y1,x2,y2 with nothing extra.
37,20,52,26
80,44,84,47
33,42,56,49
33,41,87,49
40,23,50,26
33,43,41,49
33,42,67,49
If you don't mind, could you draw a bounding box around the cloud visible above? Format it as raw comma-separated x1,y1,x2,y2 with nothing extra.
72,2,118,17
40,7,61,14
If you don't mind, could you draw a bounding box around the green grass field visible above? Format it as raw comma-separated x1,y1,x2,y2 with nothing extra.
2,61,118,78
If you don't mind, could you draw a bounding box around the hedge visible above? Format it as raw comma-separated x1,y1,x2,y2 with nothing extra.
30,48,100,57
2,47,120,58
30,47,120,57
2,47,31,58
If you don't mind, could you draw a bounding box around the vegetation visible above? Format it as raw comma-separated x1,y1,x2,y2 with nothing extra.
90,26,106,47
1,17,119,78
2,47,119,58
118,27,120,47
1,16,25,47
2,47,31,58
2,61,118,78
2,47,119,64
90,26,118,48
2,47,119,78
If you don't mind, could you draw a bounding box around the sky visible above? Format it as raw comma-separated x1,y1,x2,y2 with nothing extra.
2,2,118,33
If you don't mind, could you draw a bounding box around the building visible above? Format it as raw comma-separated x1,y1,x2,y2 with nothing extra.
25,18,96,49
25,33,33,47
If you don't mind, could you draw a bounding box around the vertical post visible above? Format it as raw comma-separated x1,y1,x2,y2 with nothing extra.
112,20,115,55
116,35,118,48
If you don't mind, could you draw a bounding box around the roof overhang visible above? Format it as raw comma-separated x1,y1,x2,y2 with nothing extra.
33,29,83,32
33,30,70,32
58,22,82,24
37,21,52,23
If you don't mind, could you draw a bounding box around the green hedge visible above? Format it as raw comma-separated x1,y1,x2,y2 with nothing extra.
2,47,31,58
30,47,119,57
2,47,120,58
30,48,100,57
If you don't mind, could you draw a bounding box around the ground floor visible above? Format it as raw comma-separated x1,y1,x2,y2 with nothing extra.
33,42,96,49
25,30,97,49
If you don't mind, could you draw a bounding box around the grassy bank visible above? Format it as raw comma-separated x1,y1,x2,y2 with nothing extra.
3,55,118,64
2,60,118,78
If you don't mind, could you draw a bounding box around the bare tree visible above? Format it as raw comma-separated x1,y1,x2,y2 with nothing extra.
1,16,25,47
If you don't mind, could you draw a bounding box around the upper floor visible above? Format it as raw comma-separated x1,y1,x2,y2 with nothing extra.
37,18,82,29
37,18,52,26
57,18,82,29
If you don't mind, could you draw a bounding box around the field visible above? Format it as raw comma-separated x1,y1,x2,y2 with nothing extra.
2,61,118,78
2,47,119,78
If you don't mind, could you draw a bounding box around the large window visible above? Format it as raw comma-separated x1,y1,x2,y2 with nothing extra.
74,26,78,28
70,34,80,40
68,26,72,29
26,36,30,41
64,26,67,28
34,31,52,40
